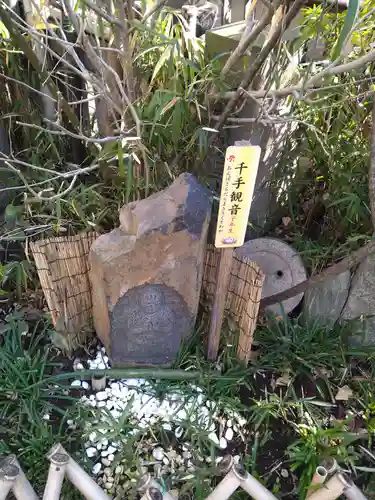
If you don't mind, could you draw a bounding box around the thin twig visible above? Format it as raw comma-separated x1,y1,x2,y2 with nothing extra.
215,0,306,131
18,120,139,143
0,73,57,101
82,0,124,28
220,1,277,77
219,50,375,101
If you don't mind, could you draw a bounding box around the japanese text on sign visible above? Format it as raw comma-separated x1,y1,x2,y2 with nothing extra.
215,145,261,248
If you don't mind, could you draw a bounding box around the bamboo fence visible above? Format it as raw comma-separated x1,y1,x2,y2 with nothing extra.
31,235,264,360
202,245,264,362
30,232,98,346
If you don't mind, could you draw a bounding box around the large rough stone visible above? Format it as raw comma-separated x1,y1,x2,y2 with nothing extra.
302,271,350,328
89,173,212,365
341,254,375,344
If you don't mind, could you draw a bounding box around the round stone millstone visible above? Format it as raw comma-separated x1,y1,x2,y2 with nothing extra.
235,237,307,315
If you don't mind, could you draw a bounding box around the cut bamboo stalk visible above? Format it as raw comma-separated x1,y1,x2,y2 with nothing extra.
4,455,38,500
48,444,110,500
307,473,353,500
307,466,328,498
43,452,69,500
207,248,234,360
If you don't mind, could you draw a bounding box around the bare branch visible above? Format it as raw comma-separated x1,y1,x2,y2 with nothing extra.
214,0,306,131
219,50,375,101
82,0,124,28
17,120,139,143
220,1,277,77
0,73,57,102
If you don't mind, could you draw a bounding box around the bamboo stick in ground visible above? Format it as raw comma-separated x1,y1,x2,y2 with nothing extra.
207,248,234,361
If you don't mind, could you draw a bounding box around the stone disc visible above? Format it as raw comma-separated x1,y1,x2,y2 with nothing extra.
235,237,307,315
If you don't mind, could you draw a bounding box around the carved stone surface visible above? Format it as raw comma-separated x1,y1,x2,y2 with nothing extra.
111,284,192,365
89,173,212,365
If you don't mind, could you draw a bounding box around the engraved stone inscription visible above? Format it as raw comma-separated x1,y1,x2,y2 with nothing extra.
111,284,193,365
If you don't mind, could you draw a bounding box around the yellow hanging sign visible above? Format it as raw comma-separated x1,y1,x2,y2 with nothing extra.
215,145,261,248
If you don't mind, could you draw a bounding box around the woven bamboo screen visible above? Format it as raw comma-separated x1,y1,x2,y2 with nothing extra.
31,235,264,359
203,244,264,362
30,232,98,343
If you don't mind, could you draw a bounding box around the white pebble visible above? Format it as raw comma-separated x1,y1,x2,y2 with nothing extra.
102,458,110,467
227,419,232,428
219,437,227,449
89,432,97,442
96,391,107,401
107,446,116,454
82,381,89,390
177,410,187,420
225,428,234,441
86,447,97,458
108,454,114,462
175,427,183,438
42,413,50,421
92,463,102,475
98,401,106,408
71,380,81,387
152,447,164,461
98,362,106,369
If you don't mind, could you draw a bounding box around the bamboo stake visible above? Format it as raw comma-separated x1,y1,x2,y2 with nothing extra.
207,248,234,361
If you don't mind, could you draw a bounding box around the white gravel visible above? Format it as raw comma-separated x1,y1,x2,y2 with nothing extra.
72,343,248,497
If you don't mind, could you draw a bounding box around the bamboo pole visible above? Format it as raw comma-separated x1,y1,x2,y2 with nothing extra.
207,248,234,360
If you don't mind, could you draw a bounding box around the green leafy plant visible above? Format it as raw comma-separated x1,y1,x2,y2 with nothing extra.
0,312,81,489
254,315,357,379
2,259,33,298
288,418,361,497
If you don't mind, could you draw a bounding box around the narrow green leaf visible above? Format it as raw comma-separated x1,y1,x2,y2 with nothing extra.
331,0,360,60
151,45,172,83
